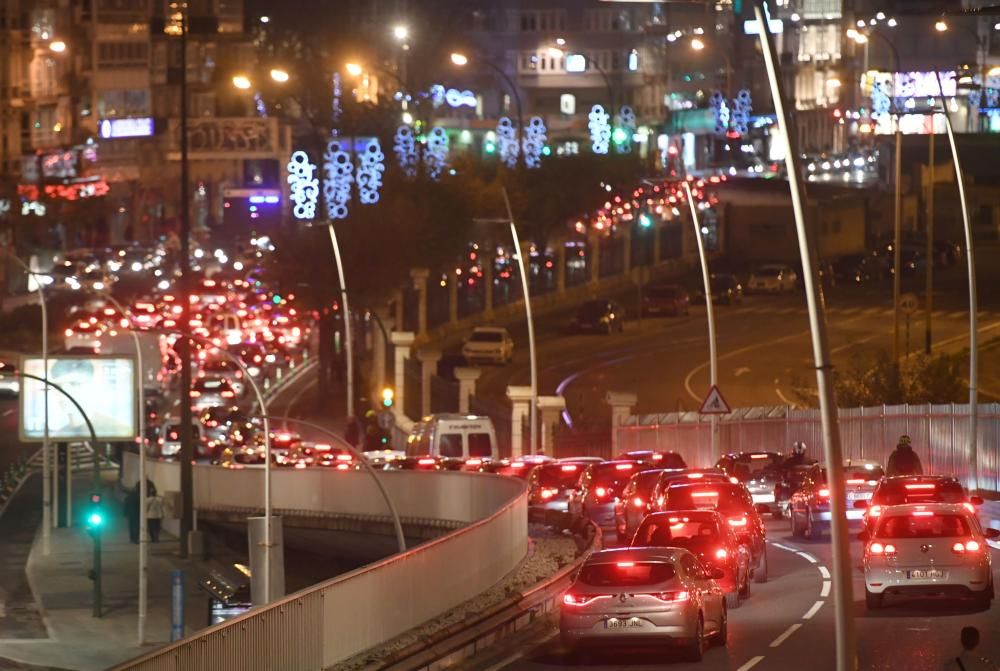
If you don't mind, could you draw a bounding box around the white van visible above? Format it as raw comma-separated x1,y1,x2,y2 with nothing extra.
406,414,498,460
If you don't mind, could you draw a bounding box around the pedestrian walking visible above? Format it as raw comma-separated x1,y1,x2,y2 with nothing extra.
146,490,165,543
943,627,995,670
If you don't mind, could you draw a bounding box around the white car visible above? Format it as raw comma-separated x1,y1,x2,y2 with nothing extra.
747,265,797,293
862,503,998,610
461,327,513,365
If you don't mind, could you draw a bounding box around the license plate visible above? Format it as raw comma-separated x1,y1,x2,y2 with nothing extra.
605,617,644,629
847,491,869,501
908,569,945,580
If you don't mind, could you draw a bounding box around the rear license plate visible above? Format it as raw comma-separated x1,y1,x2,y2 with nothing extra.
605,617,644,629
908,569,945,580
847,491,869,501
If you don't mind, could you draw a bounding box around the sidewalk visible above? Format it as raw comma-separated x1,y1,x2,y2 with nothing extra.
0,474,226,671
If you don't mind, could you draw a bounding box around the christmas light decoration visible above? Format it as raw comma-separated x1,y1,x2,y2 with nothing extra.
425,127,449,180
616,105,636,154
731,90,752,136
497,117,519,168
323,138,352,220
589,104,611,154
356,137,385,205
287,150,319,220
710,92,731,135
394,125,418,178
522,116,547,168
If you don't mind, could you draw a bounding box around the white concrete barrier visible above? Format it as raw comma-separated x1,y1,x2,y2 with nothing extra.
114,455,528,671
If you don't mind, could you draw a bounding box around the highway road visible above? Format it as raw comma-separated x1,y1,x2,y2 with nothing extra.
476,518,1000,671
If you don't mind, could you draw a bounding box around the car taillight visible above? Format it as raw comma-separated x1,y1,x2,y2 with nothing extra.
728,516,748,527
869,542,896,556
190,391,201,397
418,458,436,466
466,458,483,466
336,463,350,471
868,505,882,518
633,497,645,508
221,391,235,398
336,454,352,462
846,479,865,485
818,488,830,498
649,590,690,603
904,483,936,490
540,488,558,499
561,465,578,472
595,487,608,498
715,548,728,560
616,463,634,471
562,593,608,607
953,540,982,554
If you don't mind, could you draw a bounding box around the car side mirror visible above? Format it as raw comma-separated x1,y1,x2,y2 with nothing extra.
857,530,870,543
971,496,984,506
709,568,726,580
853,499,869,510
985,528,1000,540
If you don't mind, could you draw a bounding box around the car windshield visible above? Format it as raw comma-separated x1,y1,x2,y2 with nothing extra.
875,480,966,505
537,464,584,487
470,331,503,343
578,561,676,586
876,514,971,539
665,486,745,513
729,454,783,480
634,515,721,548
577,301,608,319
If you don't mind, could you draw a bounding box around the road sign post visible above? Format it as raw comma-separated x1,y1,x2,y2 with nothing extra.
900,293,918,360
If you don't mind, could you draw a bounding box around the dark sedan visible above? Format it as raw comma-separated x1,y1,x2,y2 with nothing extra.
573,299,625,334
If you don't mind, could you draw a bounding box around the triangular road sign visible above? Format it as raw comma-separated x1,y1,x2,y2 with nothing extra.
699,385,732,415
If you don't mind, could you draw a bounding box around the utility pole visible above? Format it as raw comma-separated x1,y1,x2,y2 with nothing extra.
892,121,902,363
925,135,934,354
177,4,194,558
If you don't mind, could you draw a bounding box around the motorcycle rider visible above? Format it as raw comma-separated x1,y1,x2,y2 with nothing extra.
783,441,815,469
886,434,923,476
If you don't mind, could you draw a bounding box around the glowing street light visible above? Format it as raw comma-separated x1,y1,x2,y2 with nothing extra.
691,37,706,51
450,52,469,66
935,19,948,32
345,62,364,77
269,68,289,83
49,40,67,53
232,74,252,90
259,15,270,24
393,24,409,42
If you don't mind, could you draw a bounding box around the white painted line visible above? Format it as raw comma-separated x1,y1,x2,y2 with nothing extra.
769,541,798,553
803,600,825,620
818,566,831,579
484,652,524,671
770,623,802,648
737,656,766,671
796,551,818,564
820,580,831,598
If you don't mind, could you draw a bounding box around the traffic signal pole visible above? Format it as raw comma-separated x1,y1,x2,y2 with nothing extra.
752,2,857,669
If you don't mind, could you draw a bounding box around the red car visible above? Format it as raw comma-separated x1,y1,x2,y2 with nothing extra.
856,475,983,534
650,469,736,513
632,510,752,608
568,461,643,530
613,468,665,543
661,482,768,584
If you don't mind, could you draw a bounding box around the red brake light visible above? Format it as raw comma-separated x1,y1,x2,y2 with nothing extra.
687,473,704,479
692,491,717,497
966,540,981,552
750,454,769,459
728,516,747,527
869,505,882,517
818,488,830,498
336,463,350,471
561,465,578,472
904,483,936,490
633,497,644,508
869,542,896,556
616,463,634,470
595,487,608,497
652,454,663,461
335,453,352,461
540,488,557,499
649,590,690,603
221,391,235,398
715,548,728,560
418,458,436,466
190,391,201,397
953,540,981,554
846,479,865,485
616,561,635,568
912,511,934,517
466,458,482,466
563,594,608,607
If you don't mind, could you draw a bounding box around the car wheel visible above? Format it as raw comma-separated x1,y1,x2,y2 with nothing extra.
686,615,705,661
865,587,883,610
754,547,769,584
739,569,751,598
725,590,741,610
804,510,820,540
713,604,728,646
790,511,804,538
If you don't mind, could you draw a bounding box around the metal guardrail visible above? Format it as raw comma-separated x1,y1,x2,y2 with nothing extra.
619,402,1000,492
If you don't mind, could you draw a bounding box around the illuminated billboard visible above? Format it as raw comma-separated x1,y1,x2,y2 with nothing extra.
19,356,137,442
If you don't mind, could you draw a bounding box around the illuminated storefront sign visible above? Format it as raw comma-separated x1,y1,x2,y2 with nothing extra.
862,70,957,99
18,178,110,202
99,117,154,139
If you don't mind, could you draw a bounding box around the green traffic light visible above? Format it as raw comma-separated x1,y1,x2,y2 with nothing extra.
272,295,282,305
612,127,628,145
638,213,653,229
87,512,103,528
484,142,497,154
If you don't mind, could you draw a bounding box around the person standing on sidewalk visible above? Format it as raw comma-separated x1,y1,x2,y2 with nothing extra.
146,489,164,543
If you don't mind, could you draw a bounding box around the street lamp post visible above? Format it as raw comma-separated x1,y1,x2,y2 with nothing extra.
451,52,524,168
6,256,50,554
751,2,856,670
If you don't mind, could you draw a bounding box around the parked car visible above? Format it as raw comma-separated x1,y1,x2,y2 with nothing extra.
573,299,625,334
696,273,743,305
642,284,690,317
747,265,797,293
461,327,513,365
832,254,889,284
560,547,727,660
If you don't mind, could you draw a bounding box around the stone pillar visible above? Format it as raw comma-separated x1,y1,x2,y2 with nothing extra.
605,391,638,457
393,289,404,332
410,268,429,337
622,226,632,275
390,331,416,418
448,272,459,323
417,348,441,418
372,308,392,398
589,233,601,284
555,242,567,293
483,257,494,317
507,385,533,457
454,366,482,414
537,395,567,457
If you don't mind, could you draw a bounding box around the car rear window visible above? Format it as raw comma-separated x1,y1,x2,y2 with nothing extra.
579,561,676,587
657,453,687,469
666,486,745,513
470,331,503,342
845,466,884,481
591,463,639,488
634,515,720,547
877,514,971,539
631,470,663,494
468,433,492,457
538,464,583,487
438,433,463,458
875,481,966,505
729,454,782,480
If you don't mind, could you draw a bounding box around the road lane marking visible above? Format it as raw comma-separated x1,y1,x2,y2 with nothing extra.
775,386,798,408
770,623,801,648
769,541,798,552
820,580,831,597
802,600,824,620
737,656,765,671
796,551,818,564
818,566,831,579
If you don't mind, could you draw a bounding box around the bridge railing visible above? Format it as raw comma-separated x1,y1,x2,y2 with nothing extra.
114,457,528,671
618,403,1000,493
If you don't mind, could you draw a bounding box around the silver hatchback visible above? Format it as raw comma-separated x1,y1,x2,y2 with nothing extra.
560,547,727,661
